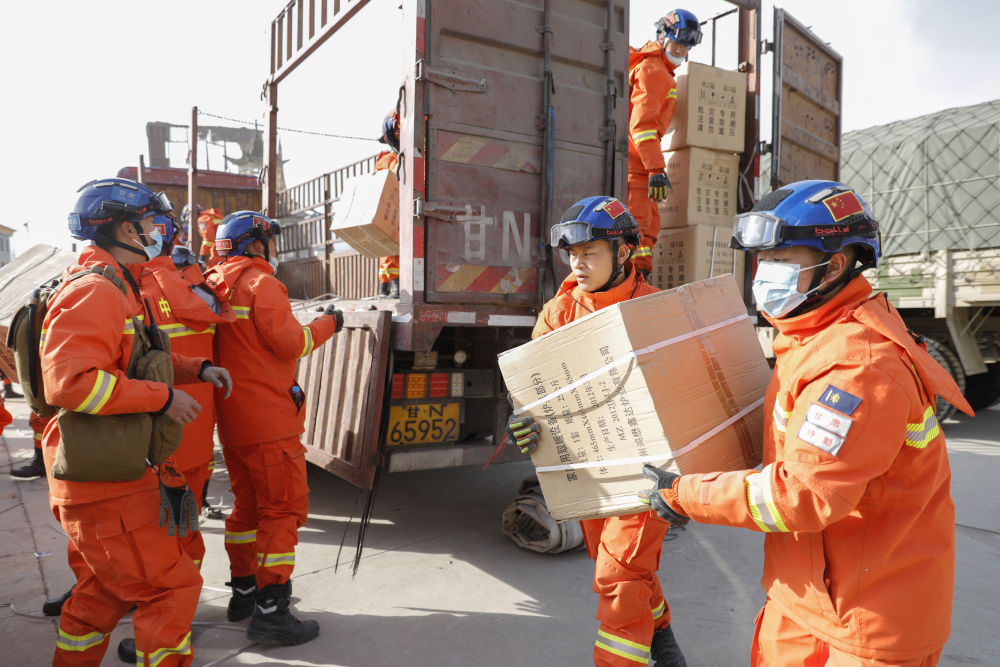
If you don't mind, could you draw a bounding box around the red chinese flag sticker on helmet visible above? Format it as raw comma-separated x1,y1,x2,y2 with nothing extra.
823,191,864,222
600,198,627,220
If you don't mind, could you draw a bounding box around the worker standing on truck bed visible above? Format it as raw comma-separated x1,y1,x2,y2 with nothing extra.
376,110,401,299
627,9,701,281
197,207,225,269
507,196,688,667
640,180,973,666
205,211,343,646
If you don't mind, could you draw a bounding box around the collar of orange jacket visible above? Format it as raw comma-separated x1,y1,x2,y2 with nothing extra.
141,255,235,326
204,255,273,297
72,244,144,288
633,40,677,74
765,274,872,343
558,260,646,311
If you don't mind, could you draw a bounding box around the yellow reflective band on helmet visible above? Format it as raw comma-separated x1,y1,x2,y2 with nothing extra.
634,245,653,259
73,370,116,415
159,322,217,339
259,551,296,568
595,629,651,664
651,600,666,620
232,306,250,320
772,405,790,433
746,465,789,533
225,529,257,544
136,632,192,667
632,129,658,145
905,406,940,449
299,326,315,358
56,628,107,652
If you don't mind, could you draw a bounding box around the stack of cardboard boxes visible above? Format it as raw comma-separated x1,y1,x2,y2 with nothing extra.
651,62,748,293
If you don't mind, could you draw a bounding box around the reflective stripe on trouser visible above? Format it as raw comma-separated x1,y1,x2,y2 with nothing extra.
750,600,944,667
222,436,309,587
627,178,661,272
582,511,672,667
54,489,201,667
177,462,212,569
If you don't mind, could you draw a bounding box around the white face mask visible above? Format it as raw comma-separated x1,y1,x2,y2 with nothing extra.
665,51,686,67
268,257,280,273
137,228,164,261
751,260,830,318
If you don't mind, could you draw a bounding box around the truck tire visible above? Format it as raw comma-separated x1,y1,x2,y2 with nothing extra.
963,365,1000,411
923,336,965,422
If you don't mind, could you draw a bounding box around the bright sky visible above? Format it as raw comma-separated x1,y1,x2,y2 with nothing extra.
3,0,998,257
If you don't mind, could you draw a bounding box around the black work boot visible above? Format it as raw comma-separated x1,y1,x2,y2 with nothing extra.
388,278,400,299
116,637,137,663
4,384,22,399
226,575,257,622
247,582,319,646
651,625,688,667
10,448,45,479
42,586,73,616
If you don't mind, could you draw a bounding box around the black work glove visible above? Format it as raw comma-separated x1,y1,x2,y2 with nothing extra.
506,413,540,454
323,305,344,333
638,464,690,526
158,467,200,538
648,171,672,202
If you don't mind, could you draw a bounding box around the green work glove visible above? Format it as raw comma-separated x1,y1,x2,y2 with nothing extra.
648,171,672,202
638,464,690,526
506,413,540,454
158,465,200,538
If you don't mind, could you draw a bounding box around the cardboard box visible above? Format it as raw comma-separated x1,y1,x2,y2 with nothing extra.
663,62,746,153
651,224,747,294
330,170,400,258
497,276,769,521
658,147,739,228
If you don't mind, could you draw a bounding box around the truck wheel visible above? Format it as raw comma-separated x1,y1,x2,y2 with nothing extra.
963,365,1000,411
923,336,965,422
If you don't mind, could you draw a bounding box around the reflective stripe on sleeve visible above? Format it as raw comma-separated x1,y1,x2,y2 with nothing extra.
634,245,653,259
137,632,192,667
651,600,665,621
225,529,257,544
299,326,315,358
746,465,790,533
772,405,790,433
232,306,250,320
667,87,677,99
905,405,940,449
56,628,108,652
595,629,651,664
73,370,116,414
631,129,658,145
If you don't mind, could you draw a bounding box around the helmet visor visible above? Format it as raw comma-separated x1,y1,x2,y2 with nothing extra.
152,191,174,213
732,212,784,250
673,26,702,45
550,221,596,248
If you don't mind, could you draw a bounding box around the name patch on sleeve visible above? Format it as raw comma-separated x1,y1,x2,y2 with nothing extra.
797,421,845,457
817,385,862,415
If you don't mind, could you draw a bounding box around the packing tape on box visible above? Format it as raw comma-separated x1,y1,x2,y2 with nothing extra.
514,313,751,417
533,396,764,473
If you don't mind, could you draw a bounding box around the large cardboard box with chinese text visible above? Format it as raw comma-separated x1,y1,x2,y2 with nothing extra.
651,224,747,295
497,276,769,521
330,169,400,258
663,62,746,153
658,147,739,229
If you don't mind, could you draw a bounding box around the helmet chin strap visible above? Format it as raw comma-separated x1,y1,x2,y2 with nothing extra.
596,241,635,293
107,221,151,260
786,252,850,318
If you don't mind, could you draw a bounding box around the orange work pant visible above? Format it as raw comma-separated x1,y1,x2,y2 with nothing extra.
627,173,660,272
582,510,672,667
223,436,309,587
30,413,51,451
751,600,944,667
53,489,201,667
379,256,400,283
177,461,213,570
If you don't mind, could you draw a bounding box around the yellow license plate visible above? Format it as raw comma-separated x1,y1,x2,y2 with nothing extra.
387,402,460,446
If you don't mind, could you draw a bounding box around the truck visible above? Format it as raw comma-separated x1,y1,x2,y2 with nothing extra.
253,0,844,493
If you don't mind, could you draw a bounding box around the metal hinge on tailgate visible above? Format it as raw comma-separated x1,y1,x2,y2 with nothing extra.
414,197,487,223
415,59,487,93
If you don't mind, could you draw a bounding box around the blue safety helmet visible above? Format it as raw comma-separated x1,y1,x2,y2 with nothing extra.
215,210,281,259
68,178,174,241
656,9,702,47
379,111,400,154
550,196,640,291
731,180,881,270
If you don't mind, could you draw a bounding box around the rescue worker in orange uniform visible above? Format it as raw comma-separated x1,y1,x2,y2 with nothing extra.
9,411,49,479
45,177,232,666
376,110,401,298
205,211,343,646
138,213,236,570
197,207,225,269
641,180,973,666
628,10,701,280
507,196,687,667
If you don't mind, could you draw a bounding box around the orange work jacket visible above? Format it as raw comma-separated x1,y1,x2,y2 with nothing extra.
628,42,677,176
139,255,235,471
41,246,206,506
375,150,399,173
205,256,340,447
532,261,655,338
198,208,224,265
668,276,973,661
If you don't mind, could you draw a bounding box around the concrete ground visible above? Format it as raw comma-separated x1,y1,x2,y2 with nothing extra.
1,395,998,666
